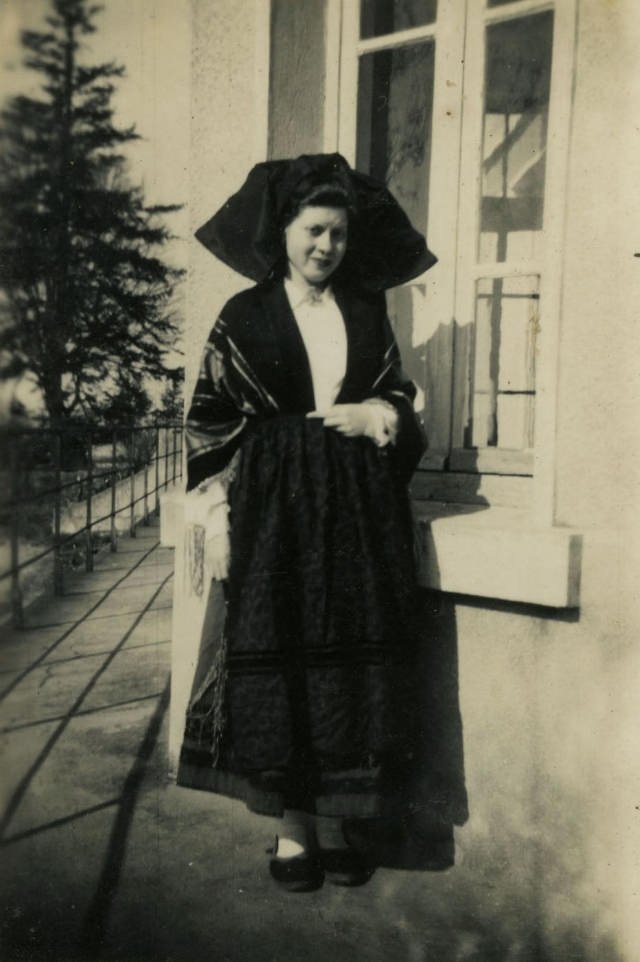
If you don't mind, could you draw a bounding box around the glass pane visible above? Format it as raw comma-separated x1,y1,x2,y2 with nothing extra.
356,41,434,231
487,0,525,6
479,11,554,263
466,275,538,450
360,0,437,39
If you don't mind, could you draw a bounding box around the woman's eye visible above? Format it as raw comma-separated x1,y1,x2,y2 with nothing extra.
306,225,346,241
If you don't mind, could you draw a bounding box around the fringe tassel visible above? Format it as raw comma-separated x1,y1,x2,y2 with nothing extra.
186,523,206,597
185,628,229,765
219,450,240,492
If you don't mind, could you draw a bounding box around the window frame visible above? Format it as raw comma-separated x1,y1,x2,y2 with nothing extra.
330,0,578,525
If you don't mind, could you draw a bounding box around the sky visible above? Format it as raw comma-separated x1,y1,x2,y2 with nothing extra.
0,0,191,411
0,0,190,230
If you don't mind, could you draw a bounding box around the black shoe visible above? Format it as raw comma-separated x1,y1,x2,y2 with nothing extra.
319,846,374,887
269,837,324,893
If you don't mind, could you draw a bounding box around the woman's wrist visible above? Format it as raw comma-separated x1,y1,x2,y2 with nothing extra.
361,398,399,447
184,479,229,536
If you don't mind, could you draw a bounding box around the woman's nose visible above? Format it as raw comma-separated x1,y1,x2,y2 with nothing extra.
316,231,332,252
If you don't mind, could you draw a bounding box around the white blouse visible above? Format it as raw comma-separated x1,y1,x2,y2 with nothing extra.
284,277,348,411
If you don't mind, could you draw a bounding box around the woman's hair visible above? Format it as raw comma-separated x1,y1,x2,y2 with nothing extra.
281,179,355,229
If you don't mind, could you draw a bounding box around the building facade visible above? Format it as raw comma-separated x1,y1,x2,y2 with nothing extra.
169,2,640,957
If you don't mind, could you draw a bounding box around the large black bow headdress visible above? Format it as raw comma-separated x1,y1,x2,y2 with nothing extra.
195,153,436,291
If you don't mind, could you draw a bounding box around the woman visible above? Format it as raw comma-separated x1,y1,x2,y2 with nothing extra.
178,153,462,891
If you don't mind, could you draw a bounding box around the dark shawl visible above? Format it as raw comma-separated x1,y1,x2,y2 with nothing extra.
185,279,426,491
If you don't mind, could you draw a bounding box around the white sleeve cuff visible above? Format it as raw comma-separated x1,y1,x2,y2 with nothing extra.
184,479,229,537
362,398,399,447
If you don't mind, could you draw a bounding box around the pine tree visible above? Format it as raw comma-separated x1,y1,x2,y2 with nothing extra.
0,0,183,423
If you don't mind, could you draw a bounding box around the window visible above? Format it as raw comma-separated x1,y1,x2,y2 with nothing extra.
337,0,577,519
360,0,438,38
356,40,435,235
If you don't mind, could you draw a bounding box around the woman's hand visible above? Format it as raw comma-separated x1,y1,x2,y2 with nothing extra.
308,401,399,446
308,404,372,437
205,530,230,581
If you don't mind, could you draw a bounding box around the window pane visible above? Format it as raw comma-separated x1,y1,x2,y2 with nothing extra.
356,41,434,231
360,0,437,40
479,12,554,263
487,0,525,7
465,276,538,450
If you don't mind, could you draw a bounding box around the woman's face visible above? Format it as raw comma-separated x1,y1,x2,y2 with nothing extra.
284,205,348,286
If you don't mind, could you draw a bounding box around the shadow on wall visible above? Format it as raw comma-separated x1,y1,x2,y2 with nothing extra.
390,283,463,466
344,589,469,873
350,291,625,959
431,777,627,962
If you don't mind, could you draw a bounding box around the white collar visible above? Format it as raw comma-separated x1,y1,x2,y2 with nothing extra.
284,276,336,311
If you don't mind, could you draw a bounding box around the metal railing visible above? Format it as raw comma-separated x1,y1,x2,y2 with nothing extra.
0,421,183,628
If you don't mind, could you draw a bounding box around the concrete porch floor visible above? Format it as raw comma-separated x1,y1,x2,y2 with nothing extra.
0,519,484,962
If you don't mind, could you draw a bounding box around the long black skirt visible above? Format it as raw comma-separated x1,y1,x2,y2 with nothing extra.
178,416,467,824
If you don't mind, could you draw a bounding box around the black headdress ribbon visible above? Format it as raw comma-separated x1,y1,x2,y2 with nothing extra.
195,153,437,291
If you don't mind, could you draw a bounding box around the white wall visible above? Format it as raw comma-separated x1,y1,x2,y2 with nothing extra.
185,0,268,391
555,0,640,533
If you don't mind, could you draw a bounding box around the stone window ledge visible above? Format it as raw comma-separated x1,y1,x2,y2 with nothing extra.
159,491,582,611
412,502,582,608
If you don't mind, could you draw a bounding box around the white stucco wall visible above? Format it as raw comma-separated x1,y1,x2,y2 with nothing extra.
186,0,268,392
555,0,640,533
